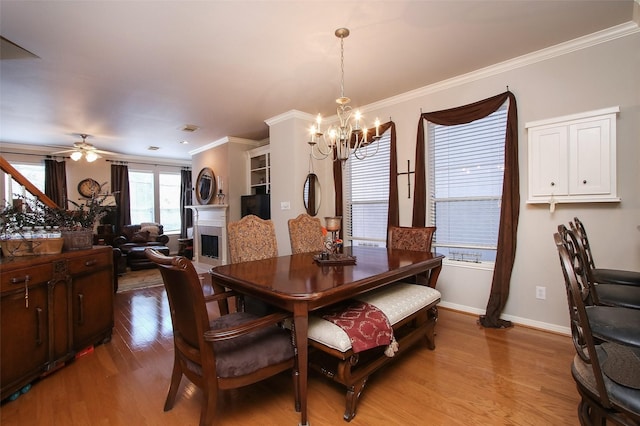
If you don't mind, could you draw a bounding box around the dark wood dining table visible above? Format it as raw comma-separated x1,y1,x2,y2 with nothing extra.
209,246,444,426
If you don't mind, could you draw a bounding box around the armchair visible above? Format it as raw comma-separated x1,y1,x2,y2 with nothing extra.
113,223,171,270
113,223,170,253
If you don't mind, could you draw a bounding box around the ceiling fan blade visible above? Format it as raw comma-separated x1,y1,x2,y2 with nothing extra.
50,148,76,155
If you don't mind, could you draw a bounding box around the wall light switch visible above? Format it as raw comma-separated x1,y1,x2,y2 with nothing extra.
280,201,291,210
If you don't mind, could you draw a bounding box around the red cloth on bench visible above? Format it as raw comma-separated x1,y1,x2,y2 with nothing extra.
321,300,393,353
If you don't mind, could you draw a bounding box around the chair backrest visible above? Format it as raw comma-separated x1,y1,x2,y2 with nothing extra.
228,214,278,263
288,213,324,254
388,226,436,252
553,232,611,408
570,217,596,269
556,224,600,305
144,248,213,365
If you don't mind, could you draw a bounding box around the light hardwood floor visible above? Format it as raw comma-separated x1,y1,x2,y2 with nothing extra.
1,285,580,425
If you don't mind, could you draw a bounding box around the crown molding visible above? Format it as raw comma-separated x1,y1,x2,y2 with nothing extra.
361,21,640,113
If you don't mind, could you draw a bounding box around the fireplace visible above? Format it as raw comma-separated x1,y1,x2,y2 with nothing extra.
199,226,222,260
185,204,228,267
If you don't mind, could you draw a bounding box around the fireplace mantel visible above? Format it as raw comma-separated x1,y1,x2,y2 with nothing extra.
186,204,228,266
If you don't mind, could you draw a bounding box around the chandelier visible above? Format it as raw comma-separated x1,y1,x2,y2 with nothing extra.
308,28,380,163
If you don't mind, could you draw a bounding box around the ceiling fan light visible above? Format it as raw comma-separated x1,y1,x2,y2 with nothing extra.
85,151,99,162
70,151,82,161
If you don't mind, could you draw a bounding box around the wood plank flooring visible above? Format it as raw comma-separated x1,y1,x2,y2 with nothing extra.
0,285,580,425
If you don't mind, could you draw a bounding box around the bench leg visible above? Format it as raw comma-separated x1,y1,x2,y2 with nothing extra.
343,377,367,421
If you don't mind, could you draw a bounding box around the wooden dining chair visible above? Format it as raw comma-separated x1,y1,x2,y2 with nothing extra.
558,224,640,310
571,217,640,287
288,213,324,254
145,248,299,426
553,234,640,425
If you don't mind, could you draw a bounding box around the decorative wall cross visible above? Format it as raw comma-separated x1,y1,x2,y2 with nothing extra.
397,159,415,198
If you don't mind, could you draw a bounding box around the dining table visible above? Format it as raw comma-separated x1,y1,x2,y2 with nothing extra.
209,245,444,426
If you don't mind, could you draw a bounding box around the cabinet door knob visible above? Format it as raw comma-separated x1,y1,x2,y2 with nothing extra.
550,182,555,186
583,180,587,184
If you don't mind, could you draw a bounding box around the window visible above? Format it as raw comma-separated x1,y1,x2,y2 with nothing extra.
129,171,154,224
427,105,507,263
344,131,391,247
3,162,45,203
129,169,182,233
158,172,181,232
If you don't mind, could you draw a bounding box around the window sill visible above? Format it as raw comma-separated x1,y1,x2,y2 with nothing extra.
442,258,495,271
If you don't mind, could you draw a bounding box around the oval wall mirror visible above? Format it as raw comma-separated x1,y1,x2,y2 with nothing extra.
195,167,216,204
303,173,321,216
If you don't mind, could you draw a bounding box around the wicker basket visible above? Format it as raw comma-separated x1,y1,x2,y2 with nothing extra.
0,237,64,257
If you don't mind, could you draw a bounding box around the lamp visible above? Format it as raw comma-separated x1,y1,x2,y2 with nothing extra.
308,28,380,163
70,149,101,162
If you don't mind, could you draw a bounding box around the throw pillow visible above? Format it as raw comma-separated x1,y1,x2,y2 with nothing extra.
132,230,150,243
140,225,159,241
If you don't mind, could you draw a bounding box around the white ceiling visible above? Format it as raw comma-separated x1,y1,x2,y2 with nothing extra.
0,1,637,161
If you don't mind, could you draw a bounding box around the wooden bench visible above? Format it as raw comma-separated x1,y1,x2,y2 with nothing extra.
307,282,441,421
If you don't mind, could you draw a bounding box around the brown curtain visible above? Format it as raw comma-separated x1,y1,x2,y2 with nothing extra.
413,91,519,328
332,121,398,241
110,163,130,234
44,157,67,208
180,167,193,238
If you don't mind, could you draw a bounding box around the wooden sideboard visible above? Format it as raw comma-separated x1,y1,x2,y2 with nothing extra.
0,246,114,400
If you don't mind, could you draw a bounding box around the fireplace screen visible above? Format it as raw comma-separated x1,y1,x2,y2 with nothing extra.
199,225,222,260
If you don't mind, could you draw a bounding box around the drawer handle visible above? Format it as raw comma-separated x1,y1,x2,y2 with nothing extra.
77,293,84,325
10,275,31,284
84,259,98,267
550,182,555,187
36,307,44,345
11,275,30,308
583,179,587,184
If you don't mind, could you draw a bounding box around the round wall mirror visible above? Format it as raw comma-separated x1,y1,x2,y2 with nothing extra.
195,167,216,204
303,173,321,216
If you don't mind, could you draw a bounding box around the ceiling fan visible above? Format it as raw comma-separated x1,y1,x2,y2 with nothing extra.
51,134,118,162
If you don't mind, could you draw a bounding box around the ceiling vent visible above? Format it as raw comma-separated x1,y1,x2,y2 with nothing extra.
181,124,199,132
147,146,160,151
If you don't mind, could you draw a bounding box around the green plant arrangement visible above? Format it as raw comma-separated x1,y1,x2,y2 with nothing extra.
0,187,112,256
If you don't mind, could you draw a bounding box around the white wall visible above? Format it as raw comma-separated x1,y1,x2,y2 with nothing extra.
267,29,640,333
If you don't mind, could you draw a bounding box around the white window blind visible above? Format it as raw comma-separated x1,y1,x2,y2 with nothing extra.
344,131,391,247
129,170,154,224
427,104,507,262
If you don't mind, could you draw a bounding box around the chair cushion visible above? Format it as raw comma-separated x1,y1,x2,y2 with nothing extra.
308,284,441,352
571,346,640,415
596,283,640,309
586,305,640,348
211,312,294,378
132,230,150,243
593,268,640,287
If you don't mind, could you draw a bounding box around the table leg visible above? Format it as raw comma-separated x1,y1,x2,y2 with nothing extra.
293,303,309,426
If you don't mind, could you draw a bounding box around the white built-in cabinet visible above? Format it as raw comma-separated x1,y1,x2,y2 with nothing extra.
526,106,620,205
246,145,270,195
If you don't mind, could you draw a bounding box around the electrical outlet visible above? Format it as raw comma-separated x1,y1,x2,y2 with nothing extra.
280,201,291,210
535,286,546,300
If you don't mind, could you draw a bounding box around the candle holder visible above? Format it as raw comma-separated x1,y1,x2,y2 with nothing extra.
216,189,225,205
324,216,342,254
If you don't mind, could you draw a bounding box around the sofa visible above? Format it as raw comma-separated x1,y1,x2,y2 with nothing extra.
113,223,170,270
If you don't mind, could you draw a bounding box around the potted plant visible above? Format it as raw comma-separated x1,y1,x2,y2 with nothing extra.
0,188,111,256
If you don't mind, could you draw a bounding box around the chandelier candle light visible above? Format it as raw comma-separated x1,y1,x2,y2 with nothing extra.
309,28,381,163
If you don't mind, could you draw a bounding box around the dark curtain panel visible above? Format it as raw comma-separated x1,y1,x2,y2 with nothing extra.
413,91,519,328
110,163,131,234
332,121,397,242
180,168,193,238
44,158,67,208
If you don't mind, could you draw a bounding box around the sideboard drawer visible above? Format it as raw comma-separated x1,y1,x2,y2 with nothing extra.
68,252,110,275
0,263,52,293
